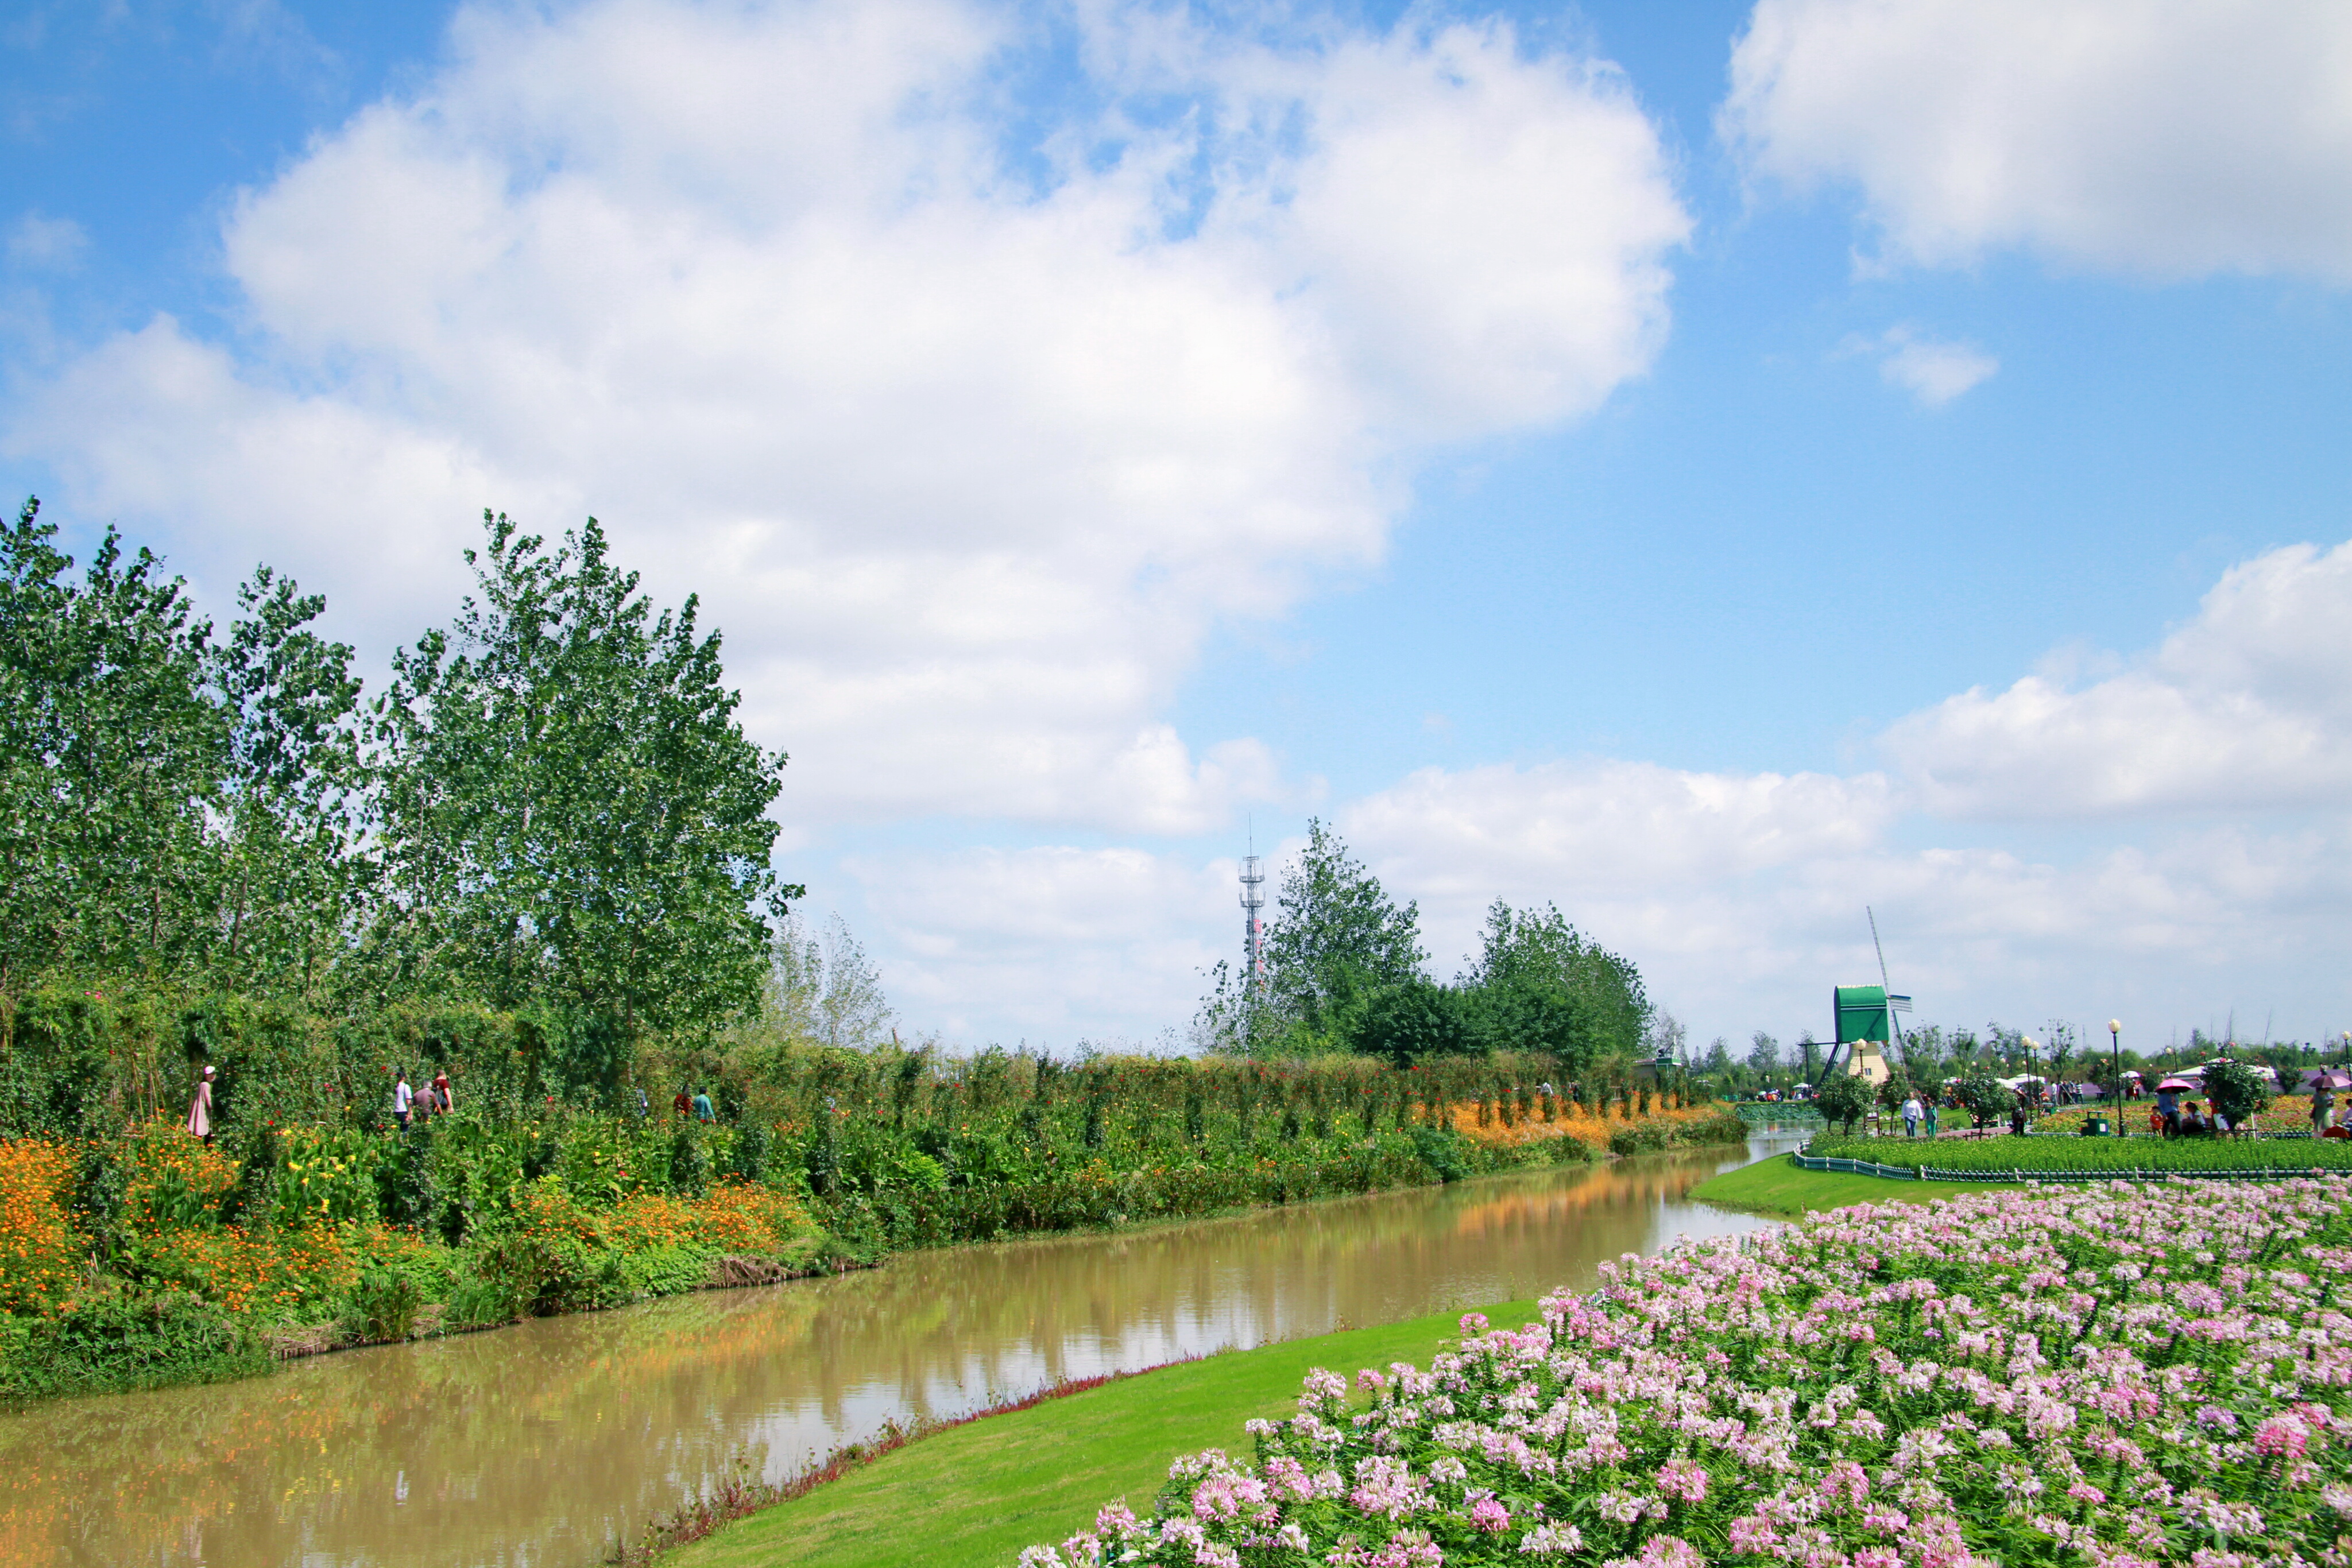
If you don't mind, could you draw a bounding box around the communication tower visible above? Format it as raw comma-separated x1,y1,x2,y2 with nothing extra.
1239,845,1267,993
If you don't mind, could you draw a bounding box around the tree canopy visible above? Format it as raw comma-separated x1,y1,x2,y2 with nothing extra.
1194,835,1652,1071
366,514,795,1036
0,500,801,1059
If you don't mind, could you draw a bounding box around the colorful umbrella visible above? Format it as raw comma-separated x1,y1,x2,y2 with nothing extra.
2156,1078,2198,1091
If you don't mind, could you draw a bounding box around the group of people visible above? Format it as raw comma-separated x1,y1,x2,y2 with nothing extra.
393,1068,454,1129
2148,1086,2228,1138
1898,1091,1940,1137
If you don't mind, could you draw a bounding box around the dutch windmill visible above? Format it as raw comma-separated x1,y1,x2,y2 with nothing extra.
1824,908,1909,1084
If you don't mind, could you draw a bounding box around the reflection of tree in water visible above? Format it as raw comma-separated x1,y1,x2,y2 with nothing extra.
0,1145,1770,1568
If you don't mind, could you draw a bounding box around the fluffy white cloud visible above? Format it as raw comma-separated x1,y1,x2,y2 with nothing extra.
1722,0,2352,280
1849,324,1997,407
844,845,1240,1042
1327,759,2352,1054
8,0,1687,833
1886,539,2352,817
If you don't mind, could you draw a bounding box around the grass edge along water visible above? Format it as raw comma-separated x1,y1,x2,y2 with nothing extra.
654,1303,1546,1568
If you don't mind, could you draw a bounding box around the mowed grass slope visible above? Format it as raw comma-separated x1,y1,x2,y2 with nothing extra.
1688,1154,2017,1219
668,1303,1537,1568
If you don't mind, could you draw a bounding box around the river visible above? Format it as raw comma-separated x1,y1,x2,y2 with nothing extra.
0,1129,1805,1567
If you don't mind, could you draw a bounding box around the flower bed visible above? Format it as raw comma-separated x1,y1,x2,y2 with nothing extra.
1448,1101,1744,1156
1808,1133,2352,1177
0,1140,80,1315
1024,1178,2352,1568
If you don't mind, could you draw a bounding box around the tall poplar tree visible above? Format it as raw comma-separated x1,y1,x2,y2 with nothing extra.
365,513,799,1042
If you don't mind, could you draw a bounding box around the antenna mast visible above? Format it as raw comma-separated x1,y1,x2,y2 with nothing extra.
1239,821,1267,997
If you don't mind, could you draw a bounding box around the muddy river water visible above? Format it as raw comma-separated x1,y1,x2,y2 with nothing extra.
0,1129,1805,1566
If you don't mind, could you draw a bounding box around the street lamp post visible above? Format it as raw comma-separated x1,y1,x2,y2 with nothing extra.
2023,1035,2039,1126
2109,1020,2122,1135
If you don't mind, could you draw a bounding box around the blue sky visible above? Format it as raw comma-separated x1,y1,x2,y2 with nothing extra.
7,0,2351,1055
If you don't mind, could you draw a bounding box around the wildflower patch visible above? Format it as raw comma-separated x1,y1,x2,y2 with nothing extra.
0,1140,81,1315
1026,1178,2352,1568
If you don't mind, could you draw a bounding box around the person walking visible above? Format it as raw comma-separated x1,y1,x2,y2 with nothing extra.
1901,1091,1923,1138
2314,1079,2336,1137
2156,1084,2180,1139
1923,1094,1940,1137
394,1069,413,1131
433,1070,454,1115
691,1087,716,1122
185,1064,216,1144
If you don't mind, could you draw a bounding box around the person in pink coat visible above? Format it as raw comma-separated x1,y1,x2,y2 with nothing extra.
185,1064,216,1144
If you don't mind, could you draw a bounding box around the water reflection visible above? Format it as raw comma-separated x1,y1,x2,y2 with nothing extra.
0,1131,1801,1567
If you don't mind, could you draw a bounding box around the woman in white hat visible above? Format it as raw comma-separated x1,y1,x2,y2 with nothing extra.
185,1064,216,1144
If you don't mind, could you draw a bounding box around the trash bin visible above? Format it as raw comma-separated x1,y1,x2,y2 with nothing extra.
2080,1116,2110,1136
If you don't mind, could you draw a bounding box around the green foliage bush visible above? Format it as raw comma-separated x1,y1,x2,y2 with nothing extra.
1,1290,266,1401
1813,1073,1872,1135
341,1265,424,1343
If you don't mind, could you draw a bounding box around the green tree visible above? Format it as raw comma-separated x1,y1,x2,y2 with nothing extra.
1952,1068,2009,1134
365,513,798,1053
1816,1070,1871,1135
1352,978,1470,1067
1456,901,1648,1071
767,911,894,1051
0,500,227,990
1258,820,1423,1039
205,565,366,997
2201,1058,2266,1129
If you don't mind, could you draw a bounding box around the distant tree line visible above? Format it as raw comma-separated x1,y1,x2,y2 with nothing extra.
1192,820,1650,1074
0,499,800,1080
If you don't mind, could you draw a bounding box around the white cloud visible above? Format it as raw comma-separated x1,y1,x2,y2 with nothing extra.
1722,0,2352,280
6,212,88,271
1328,758,2352,1054
845,845,1238,1043
7,0,1687,834
1885,538,2352,817
840,529,2352,1045
1849,323,1997,406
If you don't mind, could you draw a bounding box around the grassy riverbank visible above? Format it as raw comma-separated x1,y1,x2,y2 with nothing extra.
660,1300,1539,1568
2,987,1747,1403
1685,1152,2017,1217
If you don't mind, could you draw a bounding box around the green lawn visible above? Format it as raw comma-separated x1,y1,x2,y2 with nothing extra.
668,1302,1535,1568
1687,1153,2018,1218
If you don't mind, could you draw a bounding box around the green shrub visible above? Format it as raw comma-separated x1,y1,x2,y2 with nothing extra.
442,1271,519,1329
271,1125,381,1230
621,1244,715,1299
2202,1059,2268,1128
1405,1125,1472,1182
1815,1073,1872,1135
1,1290,266,1400
341,1265,423,1343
